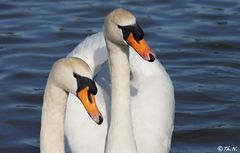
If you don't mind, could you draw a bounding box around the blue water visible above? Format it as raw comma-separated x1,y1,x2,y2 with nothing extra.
0,0,240,153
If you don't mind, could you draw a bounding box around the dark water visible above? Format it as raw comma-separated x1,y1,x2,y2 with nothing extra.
0,0,240,153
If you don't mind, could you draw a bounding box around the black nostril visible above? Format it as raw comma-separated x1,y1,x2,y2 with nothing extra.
97,115,103,125
149,53,155,62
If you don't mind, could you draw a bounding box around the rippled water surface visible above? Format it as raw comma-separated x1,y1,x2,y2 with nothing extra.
0,0,240,153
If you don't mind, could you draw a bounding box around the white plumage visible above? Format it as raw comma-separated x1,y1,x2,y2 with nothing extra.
41,8,175,153
65,32,175,153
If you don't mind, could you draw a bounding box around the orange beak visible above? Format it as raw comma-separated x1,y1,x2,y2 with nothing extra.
77,86,103,125
127,33,156,62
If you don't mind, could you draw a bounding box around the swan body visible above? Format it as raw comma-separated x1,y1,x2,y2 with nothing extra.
130,51,174,153
65,8,174,153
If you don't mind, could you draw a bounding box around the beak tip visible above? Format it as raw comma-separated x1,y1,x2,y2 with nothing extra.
97,115,103,125
88,112,103,125
147,52,156,62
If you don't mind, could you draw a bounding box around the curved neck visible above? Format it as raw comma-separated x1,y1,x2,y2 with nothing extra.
105,40,138,153
40,79,67,153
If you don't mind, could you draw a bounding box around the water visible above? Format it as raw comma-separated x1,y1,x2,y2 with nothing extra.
0,0,240,153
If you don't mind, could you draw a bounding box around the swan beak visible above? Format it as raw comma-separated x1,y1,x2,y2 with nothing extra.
127,33,156,62
77,86,103,125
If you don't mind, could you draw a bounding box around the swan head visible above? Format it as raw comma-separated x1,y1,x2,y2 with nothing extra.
50,57,103,125
104,8,156,62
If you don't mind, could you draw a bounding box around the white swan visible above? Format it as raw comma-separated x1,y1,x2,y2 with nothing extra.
40,57,103,153
65,8,175,153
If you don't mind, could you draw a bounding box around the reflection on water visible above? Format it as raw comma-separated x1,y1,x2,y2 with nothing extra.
0,0,239,153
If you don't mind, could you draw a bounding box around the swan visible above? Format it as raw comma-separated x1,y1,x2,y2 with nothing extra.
65,8,175,153
40,57,103,153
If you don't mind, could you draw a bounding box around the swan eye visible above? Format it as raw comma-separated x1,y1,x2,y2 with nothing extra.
118,23,144,43
73,72,97,96
133,24,144,41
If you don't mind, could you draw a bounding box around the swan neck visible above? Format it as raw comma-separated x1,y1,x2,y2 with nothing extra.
40,79,67,153
105,40,138,153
